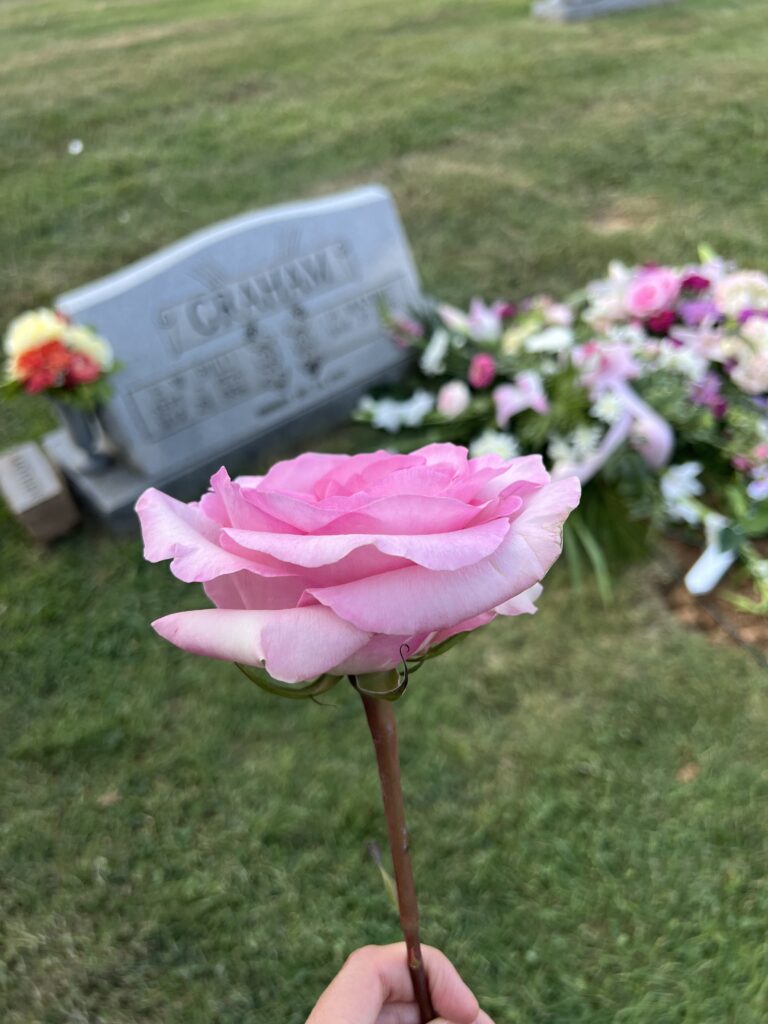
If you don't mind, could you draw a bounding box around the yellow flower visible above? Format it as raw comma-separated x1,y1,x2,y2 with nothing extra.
63,323,114,370
4,308,64,357
501,318,539,356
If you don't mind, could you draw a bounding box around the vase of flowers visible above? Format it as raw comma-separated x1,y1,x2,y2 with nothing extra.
2,308,117,474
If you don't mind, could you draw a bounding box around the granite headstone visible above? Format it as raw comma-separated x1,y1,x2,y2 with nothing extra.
44,186,420,529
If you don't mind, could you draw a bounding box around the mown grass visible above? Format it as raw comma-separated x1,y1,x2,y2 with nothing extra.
2,0,768,1021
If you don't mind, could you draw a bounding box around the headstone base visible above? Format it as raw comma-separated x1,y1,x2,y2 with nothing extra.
532,0,676,21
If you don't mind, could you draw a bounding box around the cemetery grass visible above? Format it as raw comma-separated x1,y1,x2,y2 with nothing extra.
2,0,768,1021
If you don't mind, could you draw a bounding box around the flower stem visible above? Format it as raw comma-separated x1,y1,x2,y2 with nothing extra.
357,686,435,1024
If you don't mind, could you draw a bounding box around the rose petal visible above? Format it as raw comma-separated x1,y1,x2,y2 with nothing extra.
316,494,484,535
135,487,258,582
203,571,308,610
305,477,580,633
152,605,369,682
332,633,430,676
495,582,543,615
222,516,511,571
210,468,297,533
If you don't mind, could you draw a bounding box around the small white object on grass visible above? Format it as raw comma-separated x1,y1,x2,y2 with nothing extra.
684,513,738,595
67,139,84,155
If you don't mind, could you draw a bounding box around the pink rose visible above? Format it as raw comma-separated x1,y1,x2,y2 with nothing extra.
136,445,580,684
625,268,681,319
468,352,497,389
436,380,471,418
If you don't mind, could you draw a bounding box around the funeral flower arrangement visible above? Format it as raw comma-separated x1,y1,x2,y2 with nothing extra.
2,308,115,410
356,252,768,610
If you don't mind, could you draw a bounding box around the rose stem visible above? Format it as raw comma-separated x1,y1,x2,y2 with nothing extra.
357,686,435,1024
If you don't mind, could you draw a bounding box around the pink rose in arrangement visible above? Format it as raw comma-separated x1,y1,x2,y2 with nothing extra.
468,352,497,389
136,444,580,684
436,379,471,418
625,267,681,320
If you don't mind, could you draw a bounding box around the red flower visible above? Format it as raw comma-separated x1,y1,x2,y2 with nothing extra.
66,352,102,386
17,340,72,393
645,310,676,336
681,273,710,293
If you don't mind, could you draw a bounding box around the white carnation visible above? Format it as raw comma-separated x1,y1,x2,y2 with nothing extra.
358,390,434,433
660,462,704,524
470,429,520,460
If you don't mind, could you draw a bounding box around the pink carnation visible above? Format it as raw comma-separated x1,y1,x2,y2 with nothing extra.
468,352,497,390
625,267,681,320
136,445,579,684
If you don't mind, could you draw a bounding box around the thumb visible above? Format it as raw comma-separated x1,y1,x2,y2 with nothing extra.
433,1013,496,1024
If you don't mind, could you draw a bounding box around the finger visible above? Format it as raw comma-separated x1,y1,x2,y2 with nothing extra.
474,1012,496,1024
375,1002,422,1024
433,1016,496,1024
377,1009,497,1024
419,945,481,1024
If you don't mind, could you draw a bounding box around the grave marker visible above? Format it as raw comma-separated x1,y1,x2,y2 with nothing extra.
44,186,421,529
0,442,80,541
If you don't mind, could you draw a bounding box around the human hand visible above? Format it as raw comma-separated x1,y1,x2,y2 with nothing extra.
305,943,495,1024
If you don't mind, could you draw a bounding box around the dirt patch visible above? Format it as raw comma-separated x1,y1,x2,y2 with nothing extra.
662,538,768,664
588,195,660,237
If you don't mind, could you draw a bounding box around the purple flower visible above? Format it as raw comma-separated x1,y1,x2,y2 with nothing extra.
747,465,768,501
690,373,727,418
738,308,768,325
678,299,720,327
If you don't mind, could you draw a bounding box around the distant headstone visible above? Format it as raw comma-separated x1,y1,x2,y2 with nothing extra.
533,0,676,20
44,186,420,530
0,442,80,541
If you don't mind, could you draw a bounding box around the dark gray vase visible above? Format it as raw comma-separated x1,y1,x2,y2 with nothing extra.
52,400,114,475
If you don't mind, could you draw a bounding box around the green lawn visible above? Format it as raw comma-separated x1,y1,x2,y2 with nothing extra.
2,1,768,1021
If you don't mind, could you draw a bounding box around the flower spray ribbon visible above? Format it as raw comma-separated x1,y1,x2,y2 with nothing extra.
559,343,675,483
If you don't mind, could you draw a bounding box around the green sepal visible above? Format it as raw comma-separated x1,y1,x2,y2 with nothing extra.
411,630,470,665
235,663,340,700
353,669,405,701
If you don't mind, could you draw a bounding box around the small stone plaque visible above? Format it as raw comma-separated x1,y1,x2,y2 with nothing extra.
55,186,420,483
0,442,80,541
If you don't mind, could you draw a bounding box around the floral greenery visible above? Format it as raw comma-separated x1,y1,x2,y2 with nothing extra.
357,253,768,609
